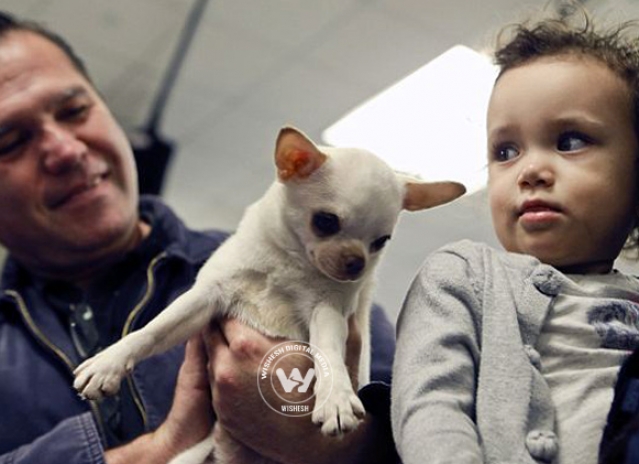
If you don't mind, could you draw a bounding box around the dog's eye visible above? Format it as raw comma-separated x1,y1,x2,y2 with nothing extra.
370,235,391,253
312,211,341,237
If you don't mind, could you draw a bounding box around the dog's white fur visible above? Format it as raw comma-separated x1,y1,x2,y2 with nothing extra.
73,127,465,463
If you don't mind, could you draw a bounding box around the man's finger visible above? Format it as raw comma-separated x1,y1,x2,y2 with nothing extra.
178,335,209,391
203,322,231,376
217,318,277,362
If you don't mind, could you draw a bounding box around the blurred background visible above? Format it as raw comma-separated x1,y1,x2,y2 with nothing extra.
0,0,637,322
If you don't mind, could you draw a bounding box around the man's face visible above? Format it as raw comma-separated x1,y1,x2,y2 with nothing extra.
0,31,140,278
487,55,639,273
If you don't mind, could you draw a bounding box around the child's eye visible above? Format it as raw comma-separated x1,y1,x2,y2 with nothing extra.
557,132,590,152
492,143,519,162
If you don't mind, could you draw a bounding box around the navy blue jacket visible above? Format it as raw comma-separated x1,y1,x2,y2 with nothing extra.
600,348,639,463
0,196,397,464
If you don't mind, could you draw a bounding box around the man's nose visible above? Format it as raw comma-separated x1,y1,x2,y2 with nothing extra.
517,152,555,189
40,124,87,174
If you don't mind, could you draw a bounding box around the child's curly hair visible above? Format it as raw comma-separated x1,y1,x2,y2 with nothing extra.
494,10,639,255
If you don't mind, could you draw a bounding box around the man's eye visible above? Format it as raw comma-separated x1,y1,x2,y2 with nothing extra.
370,235,391,253
557,132,590,152
492,143,519,162
57,104,89,121
0,129,29,157
312,211,340,237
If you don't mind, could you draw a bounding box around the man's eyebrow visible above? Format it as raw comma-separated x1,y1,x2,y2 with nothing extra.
49,86,91,107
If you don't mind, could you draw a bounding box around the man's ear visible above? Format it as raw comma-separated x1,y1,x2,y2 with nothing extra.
402,179,466,211
275,126,327,181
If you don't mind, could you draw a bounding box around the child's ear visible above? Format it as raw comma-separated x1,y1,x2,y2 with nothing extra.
275,126,327,181
399,174,466,211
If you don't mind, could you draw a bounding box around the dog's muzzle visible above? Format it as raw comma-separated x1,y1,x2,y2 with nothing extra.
313,242,367,282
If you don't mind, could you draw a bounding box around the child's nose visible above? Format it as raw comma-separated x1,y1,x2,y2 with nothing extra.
40,125,88,175
517,160,555,189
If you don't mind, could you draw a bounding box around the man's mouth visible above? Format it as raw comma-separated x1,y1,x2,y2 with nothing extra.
46,172,109,209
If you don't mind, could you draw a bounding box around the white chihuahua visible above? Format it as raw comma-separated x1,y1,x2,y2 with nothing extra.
74,126,465,463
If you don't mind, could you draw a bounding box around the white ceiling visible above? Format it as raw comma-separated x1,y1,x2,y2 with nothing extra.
1,0,638,321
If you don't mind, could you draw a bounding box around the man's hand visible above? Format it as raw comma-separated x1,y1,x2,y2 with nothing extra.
105,336,214,464
205,318,391,464
154,334,215,455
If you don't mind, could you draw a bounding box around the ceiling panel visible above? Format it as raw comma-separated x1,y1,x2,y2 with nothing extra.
0,0,637,319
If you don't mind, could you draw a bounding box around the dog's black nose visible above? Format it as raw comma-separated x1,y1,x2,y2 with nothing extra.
344,255,365,277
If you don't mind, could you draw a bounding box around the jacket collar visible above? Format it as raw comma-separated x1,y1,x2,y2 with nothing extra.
0,196,227,300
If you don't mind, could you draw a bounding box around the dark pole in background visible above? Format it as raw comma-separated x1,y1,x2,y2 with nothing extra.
131,0,210,195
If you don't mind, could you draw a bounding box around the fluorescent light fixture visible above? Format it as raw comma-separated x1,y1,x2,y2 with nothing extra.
322,45,498,194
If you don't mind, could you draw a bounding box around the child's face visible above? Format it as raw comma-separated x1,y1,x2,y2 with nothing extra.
487,55,638,273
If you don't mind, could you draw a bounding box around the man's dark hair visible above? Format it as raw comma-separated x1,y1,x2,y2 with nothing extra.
0,10,92,83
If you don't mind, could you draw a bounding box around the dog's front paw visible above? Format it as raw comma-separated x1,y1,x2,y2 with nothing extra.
312,386,365,436
73,345,134,400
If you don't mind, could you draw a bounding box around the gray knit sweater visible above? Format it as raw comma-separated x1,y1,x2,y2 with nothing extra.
392,240,564,464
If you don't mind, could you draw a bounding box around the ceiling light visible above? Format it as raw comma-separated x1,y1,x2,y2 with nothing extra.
322,45,498,194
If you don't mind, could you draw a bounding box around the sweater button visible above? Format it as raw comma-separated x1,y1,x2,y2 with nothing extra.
526,430,558,462
524,344,542,370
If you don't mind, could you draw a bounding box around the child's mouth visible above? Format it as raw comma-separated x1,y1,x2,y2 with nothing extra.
518,199,563,229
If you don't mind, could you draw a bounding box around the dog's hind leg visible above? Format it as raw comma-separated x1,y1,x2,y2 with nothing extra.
170,424,282,464
168,433,216,464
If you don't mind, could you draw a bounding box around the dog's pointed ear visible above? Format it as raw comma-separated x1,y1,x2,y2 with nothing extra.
275,126,327,181
398,173,466,211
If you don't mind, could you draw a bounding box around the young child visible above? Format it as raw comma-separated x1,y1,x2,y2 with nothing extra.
391,13,639,464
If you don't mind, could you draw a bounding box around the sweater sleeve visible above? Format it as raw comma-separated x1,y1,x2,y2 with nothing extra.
392,245,483,464
0,413,106,464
